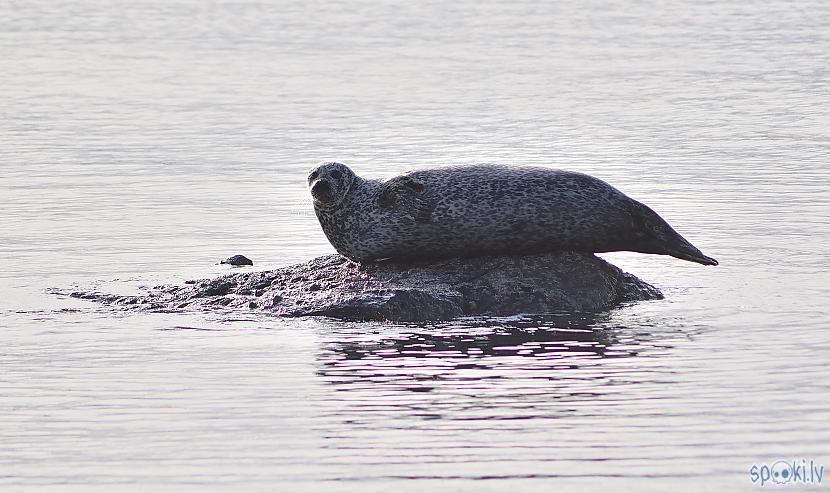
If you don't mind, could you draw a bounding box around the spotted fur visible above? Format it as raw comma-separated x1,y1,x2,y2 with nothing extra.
307,162,718,266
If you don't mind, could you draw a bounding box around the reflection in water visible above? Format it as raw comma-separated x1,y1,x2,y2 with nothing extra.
315,314,678,421
309,314,708,485
321,314,621,364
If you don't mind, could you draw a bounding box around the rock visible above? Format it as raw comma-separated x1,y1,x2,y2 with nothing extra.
65,252,662,322
220,255,253,266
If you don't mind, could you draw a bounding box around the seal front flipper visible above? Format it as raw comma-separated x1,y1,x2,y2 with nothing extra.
377,175,434,224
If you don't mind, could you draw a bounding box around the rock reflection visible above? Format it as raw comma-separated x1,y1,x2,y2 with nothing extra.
312,314,682,429
315,313,661,395
330,318,614,361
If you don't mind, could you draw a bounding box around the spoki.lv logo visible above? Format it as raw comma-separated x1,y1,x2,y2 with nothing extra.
750,458,824,487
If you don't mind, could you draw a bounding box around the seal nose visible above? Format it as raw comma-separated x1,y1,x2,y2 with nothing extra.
311,180,332,202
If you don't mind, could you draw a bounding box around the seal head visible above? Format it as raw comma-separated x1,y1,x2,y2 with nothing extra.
307,162,355,211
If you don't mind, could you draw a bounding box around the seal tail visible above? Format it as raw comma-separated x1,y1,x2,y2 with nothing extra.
632,202,719,266
662,240,719,266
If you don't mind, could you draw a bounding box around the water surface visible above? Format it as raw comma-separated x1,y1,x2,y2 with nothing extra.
2,1,829,491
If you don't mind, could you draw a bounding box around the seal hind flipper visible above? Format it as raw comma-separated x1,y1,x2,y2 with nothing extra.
629,201,719,266
663,245,719,266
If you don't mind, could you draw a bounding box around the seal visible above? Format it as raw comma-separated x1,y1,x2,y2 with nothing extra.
307,162,718,266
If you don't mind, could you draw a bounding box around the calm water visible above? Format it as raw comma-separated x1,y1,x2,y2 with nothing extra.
2,1,829,491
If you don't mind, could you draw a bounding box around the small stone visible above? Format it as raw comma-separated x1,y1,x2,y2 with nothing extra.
220,255,253,267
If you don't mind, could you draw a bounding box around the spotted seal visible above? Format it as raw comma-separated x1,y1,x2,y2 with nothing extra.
307,162,718,266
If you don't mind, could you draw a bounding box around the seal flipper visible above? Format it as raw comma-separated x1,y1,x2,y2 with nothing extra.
629,201,719,266
659,238,719,266
377,175,434,224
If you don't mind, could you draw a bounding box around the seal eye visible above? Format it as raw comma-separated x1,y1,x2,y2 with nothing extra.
330,170,342,180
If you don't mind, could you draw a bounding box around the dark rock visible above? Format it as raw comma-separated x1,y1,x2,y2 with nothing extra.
62,252,662,322
220,255,253,267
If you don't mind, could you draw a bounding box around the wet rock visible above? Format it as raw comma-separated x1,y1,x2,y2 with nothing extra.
64,252,662,322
